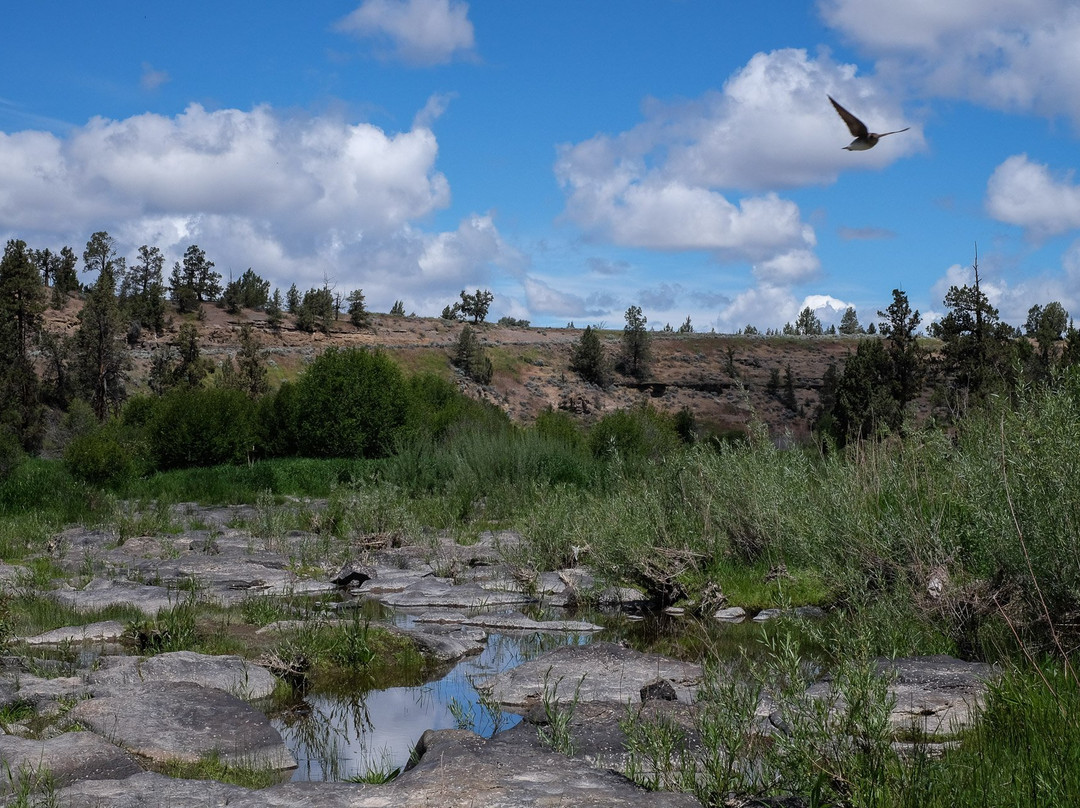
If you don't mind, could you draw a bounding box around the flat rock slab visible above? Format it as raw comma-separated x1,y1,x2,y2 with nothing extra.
879,654,998,736
415,610,603,633
480,641,702,709
356,569,438,595
0,731,142,792
378,579,536,609
8,674,93,711
50,578,179,615
89,651,278,701
52,728,701,807
118,556,336,604
18,620,128,645
382,624,488,664
68,680,295,770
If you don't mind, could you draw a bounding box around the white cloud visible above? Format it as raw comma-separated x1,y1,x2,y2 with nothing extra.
0,103,518,313
985,154,1080,238
523,276,593,317
928,254,1079,326
753,249,821,285
413,92,455,129
715,284,800,333
140,63,170,92
820,0,1080,124
335,0,476,66
418,213,522,283
799,293,852,327
555,48,923,272
0,104,449,238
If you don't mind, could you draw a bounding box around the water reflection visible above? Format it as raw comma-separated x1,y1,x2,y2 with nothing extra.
275,621,591,782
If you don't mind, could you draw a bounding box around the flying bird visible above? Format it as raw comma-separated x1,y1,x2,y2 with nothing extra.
828,96,909,151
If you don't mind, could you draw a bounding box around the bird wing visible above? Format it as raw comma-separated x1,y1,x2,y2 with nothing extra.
876,127,911,138
828,96,869,139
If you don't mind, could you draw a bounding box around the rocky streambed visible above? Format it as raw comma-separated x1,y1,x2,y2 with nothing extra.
0,502,998,807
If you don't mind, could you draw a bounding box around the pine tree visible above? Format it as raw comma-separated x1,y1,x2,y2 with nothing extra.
122,245,167,333
838,306,862,335
877,289,924,411
73,254,128,419
265,288,284,331
618,305,650,379
347,289,369,328
794,306,823,336
0,239,46,451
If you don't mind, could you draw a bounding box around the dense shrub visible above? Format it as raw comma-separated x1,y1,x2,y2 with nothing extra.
64,419,147,487
291,348,406,459
587,405,680,463
256,381,301,458
147,387,256,470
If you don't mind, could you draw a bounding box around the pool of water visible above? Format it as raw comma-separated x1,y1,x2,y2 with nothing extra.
274,613,593,781
271,601,776,782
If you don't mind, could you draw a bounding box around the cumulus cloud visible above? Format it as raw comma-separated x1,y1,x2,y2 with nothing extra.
715,284,801,333
928,255,1079,326
985,154,1080,239
0,103,517,311
638,283,682,311
523,276,594,317
712,285,856,333
335,0,476,66
555,48,922,274
820,0,1080,125
752,249,821,285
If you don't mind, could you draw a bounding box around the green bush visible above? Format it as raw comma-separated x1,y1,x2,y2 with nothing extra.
587,405,680,463
147,387,256,470
64,420,147,487
400,372,482,443
256,381,301,458
291,348,406,459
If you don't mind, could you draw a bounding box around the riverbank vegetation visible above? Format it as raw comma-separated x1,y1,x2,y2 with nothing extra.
2,233,1079,803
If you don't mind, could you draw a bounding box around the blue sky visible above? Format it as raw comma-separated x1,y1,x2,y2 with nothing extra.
2,1,1080,332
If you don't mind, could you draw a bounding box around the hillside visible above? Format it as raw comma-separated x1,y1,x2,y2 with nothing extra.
45,298,871,442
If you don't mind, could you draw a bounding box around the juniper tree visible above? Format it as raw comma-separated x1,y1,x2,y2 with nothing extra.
570,325,608,387
453,325,493,384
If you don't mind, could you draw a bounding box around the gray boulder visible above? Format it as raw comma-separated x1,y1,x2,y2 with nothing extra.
0,732,141,792
89,651,278,701
51,727,702,807
50,578,178,615
18,620,127,646
378,579,535,609
67,680,295,770
879,654,998,736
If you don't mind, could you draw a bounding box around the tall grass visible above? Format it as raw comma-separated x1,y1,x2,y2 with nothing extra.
120,457,377,504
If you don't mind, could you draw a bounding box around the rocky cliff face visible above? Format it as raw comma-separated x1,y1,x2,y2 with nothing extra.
44,297,870,441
